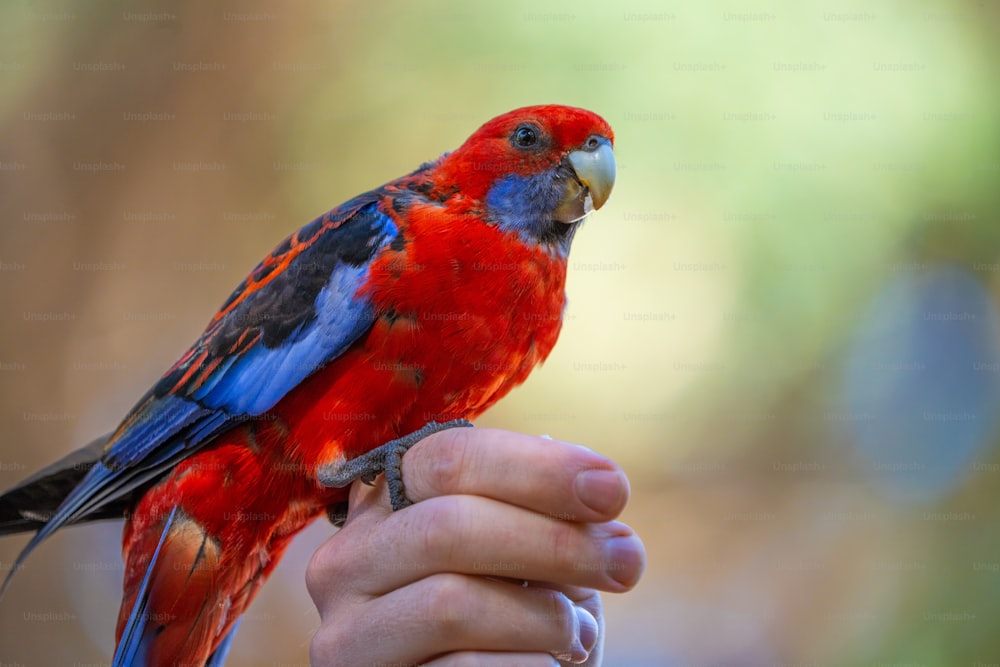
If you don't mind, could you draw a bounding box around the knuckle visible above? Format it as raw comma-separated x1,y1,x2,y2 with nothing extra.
549,522,585,573
421,430,471,494
541,590,578,652
305,532,359,606
309,615,342,663
410,496,464,562
308,576,371,662
308,627,332,665
421,572,477,634
304,543,332,602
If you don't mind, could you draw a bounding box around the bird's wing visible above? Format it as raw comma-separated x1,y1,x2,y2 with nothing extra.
1,193,399,592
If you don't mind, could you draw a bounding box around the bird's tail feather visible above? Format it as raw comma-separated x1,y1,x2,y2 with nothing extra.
0,433,116,536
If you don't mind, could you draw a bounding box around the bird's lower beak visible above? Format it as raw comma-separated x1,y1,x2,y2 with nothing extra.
554,142,616,224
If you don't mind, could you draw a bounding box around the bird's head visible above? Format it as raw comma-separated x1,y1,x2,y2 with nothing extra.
437,105,616,254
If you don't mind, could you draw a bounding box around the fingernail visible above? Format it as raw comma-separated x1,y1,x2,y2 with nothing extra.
564,605,593,664
576,605,599,654
603,533,645,589
575,468,627,515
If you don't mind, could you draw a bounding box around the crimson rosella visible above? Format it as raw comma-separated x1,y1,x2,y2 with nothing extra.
0,105,616,666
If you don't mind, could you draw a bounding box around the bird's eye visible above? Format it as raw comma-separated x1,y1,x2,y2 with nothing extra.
586,136,601,150
513,125,539,148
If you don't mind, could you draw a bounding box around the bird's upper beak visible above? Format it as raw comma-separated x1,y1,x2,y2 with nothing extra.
554,140,616,224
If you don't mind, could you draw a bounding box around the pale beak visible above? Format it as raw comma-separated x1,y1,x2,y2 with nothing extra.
554,141,616,224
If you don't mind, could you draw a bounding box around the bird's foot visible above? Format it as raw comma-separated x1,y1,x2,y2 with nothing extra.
318,419,473,511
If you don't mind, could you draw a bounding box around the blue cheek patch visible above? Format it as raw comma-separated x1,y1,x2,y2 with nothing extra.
485,172,574,255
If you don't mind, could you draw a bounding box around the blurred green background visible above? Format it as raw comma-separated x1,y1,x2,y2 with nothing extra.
2,1,999,665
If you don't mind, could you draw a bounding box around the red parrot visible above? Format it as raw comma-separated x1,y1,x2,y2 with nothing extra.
0,105,616,665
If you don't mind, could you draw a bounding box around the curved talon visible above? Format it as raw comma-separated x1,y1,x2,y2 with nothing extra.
326,503,350,528
317,419,474,512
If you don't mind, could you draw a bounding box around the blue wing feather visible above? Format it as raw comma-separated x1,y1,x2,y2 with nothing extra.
111,506,178,667
103,394,211,468
192,262,376,414
205,619,242,667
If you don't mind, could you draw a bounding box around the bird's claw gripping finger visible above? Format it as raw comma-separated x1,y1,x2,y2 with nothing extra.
317,420,473,511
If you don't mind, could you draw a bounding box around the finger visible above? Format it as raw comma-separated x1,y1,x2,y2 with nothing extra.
310,573,592,665
424,652,559,667
322,494,645,597
401,427,630,522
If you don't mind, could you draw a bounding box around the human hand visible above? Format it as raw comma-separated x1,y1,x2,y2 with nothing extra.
306,427,646,666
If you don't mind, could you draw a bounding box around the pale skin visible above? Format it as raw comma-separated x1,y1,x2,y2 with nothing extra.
306,427,647,666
